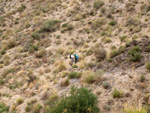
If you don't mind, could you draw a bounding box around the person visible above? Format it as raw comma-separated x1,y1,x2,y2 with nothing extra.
74,52,79,64
70,54,75,65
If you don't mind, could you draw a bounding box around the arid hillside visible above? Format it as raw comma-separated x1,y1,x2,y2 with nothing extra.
1,0,150,113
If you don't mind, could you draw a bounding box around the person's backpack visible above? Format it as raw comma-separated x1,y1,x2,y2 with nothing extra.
76,55,79,59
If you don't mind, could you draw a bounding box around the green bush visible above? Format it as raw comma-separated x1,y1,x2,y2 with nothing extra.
140,75,145,82
102,82,110,89
118,46,126,54
41,20,60,32
129,46,141,62
109,21,117,26
146,62,150,71
120,36,127,42
86,49,93,56
68,72,82,79
0,103,9,113
45,87,100,113
93,0,104,9
31,32,40,40
112,89,123,98
16,98,24,105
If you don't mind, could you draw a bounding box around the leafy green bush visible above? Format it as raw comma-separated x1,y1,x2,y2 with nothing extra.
129,46,141,62
146,62,150,71
118,46,126,54
0,103,9,113
45,87,100,113
93,0,104,9
41,20,60,32
112,89,123,98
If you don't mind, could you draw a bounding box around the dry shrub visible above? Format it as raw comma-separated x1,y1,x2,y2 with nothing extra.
81,70,103,84
60,78,69,87
94,48,106,62
44,67,51,73
55,60,66,72
35,48,46,58
78,60,86,69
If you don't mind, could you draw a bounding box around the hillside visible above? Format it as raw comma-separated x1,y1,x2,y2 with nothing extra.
0,0,150,113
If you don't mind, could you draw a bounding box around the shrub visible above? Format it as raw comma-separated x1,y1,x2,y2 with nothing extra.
68,72,78,79
82,70,103,84
140,75,145,82
112,89,123,98
60,78,70,87
17,4,26,12
35,48,46,58
61,71,69,78
57,61,66,72
109,21,117,26
120,36,127,42
45,87,100,113
86,49,93,56
32,104,42,113
123,106,147,113
40,20,60,32
129,46,141,62
93,0,104,9
72,65,78,68
0,103,9,113
92,18,106,29
62,23,74,32
118,46,126,54
109,49,118,58
146,62,150,71
16,98,24,105
31,32,40,40
94,48,106,62
102,82,111,89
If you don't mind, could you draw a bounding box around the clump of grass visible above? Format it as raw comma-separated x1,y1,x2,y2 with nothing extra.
120,36,127,42
61,71,69,78
129,46,141,62
93,0,104,9
109,49,118,58
60,78,70,87
31,32,40,40
102,82,111,89
112,89,123,98
92,18,106,29
16,98,24,105
81,70,103,84
109,20,117,26
94,48,106,62
17,4,26,12
57,60,66,72
61,23,74,32
140,75,145,82
68,72,82,79
72,65,78,68
40,20,60,32
35,48,46,58
146,62,150,71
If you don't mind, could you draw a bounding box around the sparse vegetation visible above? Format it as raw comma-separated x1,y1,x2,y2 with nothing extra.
40,20,60,32
94,0,104,9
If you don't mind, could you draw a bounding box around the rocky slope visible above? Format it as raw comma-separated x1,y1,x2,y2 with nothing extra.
0,0,150,112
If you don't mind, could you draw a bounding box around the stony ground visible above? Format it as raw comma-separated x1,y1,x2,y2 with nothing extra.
0,0,150,113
